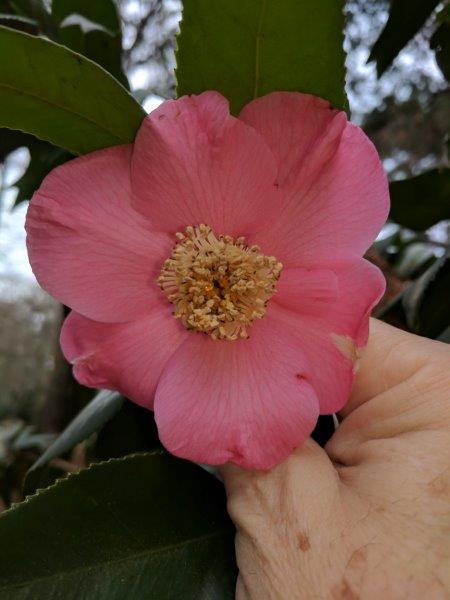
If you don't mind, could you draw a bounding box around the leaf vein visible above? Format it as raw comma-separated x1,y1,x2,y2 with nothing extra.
0,82,127,146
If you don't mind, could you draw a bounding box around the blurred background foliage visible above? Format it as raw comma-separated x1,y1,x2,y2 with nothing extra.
0,0,449,510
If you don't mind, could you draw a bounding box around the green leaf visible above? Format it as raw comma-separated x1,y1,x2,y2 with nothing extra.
52,0,121,34
13,139,72,205
0,12,38,34
437,326,450,343
389,169,450,231
24,390,124,495
9,0,56,37
176,0,347,114
430,6,450,82
403,254,450,338
0,26,145,154
2,453,237,599
375,292,407,330
95,399,162,461
52,0,128,88
395,242,436,279
369,0,441,76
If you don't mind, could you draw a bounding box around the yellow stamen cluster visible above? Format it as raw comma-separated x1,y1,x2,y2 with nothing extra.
158,224,283,340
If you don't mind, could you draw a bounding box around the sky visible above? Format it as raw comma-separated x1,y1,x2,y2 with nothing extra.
0,1,446,288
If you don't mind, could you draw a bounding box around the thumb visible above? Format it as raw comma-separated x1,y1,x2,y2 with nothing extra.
332,319,450,450
343,317,450,417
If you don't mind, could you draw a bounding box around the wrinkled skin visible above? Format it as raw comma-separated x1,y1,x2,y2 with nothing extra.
221,319,450,599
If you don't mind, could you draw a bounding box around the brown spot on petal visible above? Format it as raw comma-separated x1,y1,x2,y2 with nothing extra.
331,333,361,371
297,532,310,551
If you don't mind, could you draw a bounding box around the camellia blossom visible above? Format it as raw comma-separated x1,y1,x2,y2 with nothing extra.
26,91,389,470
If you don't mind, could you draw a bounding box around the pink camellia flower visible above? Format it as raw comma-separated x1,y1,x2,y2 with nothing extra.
26,91,389,470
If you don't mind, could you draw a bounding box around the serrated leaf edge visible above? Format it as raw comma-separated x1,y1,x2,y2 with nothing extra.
4,450,165,517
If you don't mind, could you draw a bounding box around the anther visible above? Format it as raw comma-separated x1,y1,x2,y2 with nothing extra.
158,225,282,340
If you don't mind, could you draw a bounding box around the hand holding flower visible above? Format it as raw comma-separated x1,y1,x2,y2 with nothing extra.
221,319,450,598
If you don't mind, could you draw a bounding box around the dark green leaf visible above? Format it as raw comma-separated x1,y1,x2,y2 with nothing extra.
389,168,450,230
395,242,436,279
2,452,237,599
403,254,450,338
177,0,347,114
0,12,38,34
52,0,121,34
0,26,145,154
369,0,440,76
13,140,72,205
95,399,162,461
437,326,450,343
24,390,124,495
430,6,450,82
57,25,128,88
375,292,407,330
52,0,128,87
9,0,56,37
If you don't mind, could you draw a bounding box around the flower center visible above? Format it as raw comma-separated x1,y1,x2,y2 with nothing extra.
158,224,283,340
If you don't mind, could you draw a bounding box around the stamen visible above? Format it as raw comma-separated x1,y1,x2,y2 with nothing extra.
158,224,283,340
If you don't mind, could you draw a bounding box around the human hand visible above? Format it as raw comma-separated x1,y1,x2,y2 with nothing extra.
221,319,450,599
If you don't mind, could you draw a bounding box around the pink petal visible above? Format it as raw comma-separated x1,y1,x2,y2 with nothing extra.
268,306,354,416
322,258,386,348
239,92,389,266
275,267,338,315
26,146,172,323
272,259,386,413
60,307,188,409
130,91,279,236
154,316,320,470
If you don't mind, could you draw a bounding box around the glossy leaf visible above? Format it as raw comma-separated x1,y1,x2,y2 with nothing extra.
2,453,237,599
177,0,347,114
369,0,440,76
403,254,450,338
13,140,72,205
389,168,450,230
0,26,145,154
24,390,124,495
52,0,128,87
